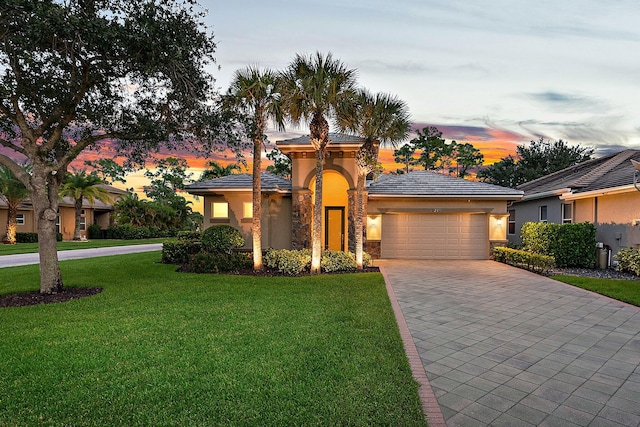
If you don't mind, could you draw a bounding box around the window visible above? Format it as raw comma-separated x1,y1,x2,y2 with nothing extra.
243,202,253,219
16,213,25,226
56,216,60,233
507,210,515,235
562,203,573,224
539,205,548,222
79,216,86,231
212,202,229,219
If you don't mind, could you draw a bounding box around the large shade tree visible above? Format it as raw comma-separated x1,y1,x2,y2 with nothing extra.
0,0,230,293
338,89,410,269
280,52,357,273
59,169,112,241
226,66,285,271
0,164,30,244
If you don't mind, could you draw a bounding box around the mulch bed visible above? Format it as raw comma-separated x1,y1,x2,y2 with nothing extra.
0,287,103,308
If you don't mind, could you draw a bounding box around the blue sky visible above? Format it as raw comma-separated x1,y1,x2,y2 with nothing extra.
204,0,640,157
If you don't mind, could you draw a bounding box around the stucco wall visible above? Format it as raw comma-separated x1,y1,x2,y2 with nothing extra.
367,198,508,215
203,192,291,250
508,197,564,244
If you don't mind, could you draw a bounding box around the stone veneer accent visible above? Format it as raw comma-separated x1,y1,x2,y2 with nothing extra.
365,241,381,259
291,189,312,250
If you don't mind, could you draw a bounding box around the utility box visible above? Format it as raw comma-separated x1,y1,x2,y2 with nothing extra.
597,248,609,269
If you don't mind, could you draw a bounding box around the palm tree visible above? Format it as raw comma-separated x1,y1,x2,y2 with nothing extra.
226,66,285,271
59,169,112,240
280,52,357,273
198,161,243,181
0,164,31,244
338,89,411,269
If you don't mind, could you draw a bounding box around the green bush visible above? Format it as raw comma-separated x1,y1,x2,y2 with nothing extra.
177,230,201,241
521,222,596,268
493,246,555,274
186,251,252,273
263,248,311,276
162,240,202,265
201,225,245,254
321,250,357,273
15,232,62,242
106,225,178,240
87,224,102,239
614,248,640,276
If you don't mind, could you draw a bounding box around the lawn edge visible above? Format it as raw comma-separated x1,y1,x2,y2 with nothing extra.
552,275,640,308
380,265,446,427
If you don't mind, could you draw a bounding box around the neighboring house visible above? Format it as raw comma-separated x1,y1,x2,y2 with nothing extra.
0,184,127,241
186,133,524,260
509,149,640,257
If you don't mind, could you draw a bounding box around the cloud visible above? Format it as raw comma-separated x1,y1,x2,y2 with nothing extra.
525,91,608,113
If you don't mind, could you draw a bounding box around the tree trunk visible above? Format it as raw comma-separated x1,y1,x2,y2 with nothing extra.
31,173,64,294
73,198,83,240
252,133,263,271
311,147,324,274
355,172,366,270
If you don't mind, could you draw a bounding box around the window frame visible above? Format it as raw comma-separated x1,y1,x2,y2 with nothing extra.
242,202,253,219
16,213,25,226
211,201,230,222
539,205,548,223
507,209,516,235
562,203,573,224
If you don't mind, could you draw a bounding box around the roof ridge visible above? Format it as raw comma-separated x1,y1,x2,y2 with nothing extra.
570,149,638,188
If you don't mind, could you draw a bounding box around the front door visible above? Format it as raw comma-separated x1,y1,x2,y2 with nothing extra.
325,207,345,251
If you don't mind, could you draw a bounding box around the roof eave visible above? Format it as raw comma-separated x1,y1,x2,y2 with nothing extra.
368,193,523,200
521,188,571,201
560,185,637,201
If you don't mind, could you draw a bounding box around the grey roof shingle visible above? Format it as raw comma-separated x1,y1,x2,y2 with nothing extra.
517,149,640,196
368,171,523,197
277,133,365,145
185,172,292,193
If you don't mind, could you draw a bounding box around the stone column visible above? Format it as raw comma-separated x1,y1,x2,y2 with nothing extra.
291,188,312,250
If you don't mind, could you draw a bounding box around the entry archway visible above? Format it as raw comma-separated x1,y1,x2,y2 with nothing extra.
309,170,350,251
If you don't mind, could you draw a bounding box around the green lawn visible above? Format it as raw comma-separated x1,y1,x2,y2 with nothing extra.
0,238,165,256
553,275,640,307
0,252,426,426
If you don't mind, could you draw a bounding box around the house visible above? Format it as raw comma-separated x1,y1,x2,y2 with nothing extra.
185,133,524,259
0,184,127,241
509,149,640,257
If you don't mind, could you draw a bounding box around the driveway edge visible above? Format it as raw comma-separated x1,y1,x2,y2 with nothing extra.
380,266,447,427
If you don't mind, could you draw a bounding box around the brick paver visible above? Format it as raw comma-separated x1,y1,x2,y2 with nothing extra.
379,260,640,427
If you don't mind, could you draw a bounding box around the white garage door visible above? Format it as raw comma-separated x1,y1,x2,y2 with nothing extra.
381,213,488,259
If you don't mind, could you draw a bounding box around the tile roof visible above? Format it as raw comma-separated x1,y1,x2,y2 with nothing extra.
277,132,365,145
367,171,524,198
184,172,292,193
517,149,640,196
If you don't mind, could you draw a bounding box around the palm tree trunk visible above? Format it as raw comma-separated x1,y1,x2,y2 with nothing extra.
73,198,83,240
311,147,324,274
252,132,263,271
355,172,366,269
3,203,18,244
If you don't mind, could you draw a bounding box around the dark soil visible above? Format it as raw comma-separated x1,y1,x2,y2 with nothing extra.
0,287,103,308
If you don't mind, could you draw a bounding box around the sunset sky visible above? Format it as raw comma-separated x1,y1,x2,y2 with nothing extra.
3,1,640,213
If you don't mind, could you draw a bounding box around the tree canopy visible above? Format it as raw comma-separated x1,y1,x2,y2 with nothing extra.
477,138,593,187
0,0,231,293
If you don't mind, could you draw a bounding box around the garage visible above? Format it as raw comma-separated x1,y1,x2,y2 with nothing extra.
381,212,489,259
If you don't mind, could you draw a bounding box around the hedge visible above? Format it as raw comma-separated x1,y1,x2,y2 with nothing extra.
161,240,202,265
493,246,555,274
521,222,596,268
201,225,245,254
263,248,373,276
106,224,178,240
16,232,63,243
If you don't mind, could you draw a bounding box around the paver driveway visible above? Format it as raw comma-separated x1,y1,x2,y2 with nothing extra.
379,260,640,427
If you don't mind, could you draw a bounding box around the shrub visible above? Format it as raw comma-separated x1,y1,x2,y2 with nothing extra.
201,225,245,254
162,240,202,264
263,248,311,276
493,246,555,274
16,232,38,243
521,222,596,268
177,230,201,241
106,225,178,240
87,224,102,239
321,250,357,273
186,252,252,273
614,248,640,276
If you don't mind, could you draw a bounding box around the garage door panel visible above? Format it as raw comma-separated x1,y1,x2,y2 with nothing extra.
381,213,488,259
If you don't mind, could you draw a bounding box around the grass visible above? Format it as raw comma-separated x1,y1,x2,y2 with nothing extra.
0,238,165,255
0,252,426,426
553,275,640,306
